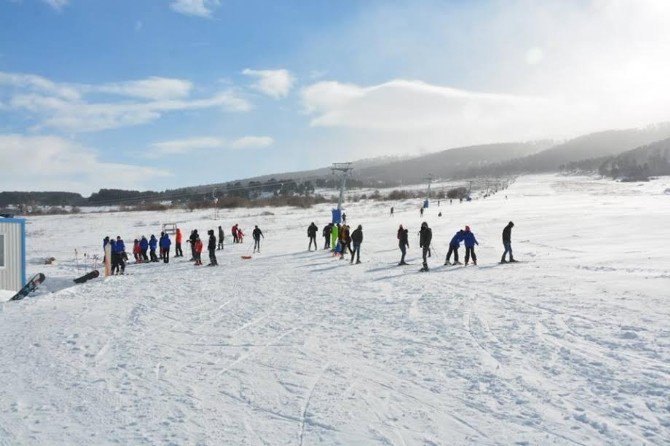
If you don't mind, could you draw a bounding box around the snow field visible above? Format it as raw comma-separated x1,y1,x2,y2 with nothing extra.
0,175,668,445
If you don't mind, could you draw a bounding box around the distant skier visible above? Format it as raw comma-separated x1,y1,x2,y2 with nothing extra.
188,230,198,261
231,224,239,244
397,225,409,265
175,228,183,257
218,225,225,250
349,225,363,264
501,221,516,263
342,213,347,224
252,225,264,253
445,229,465,265
133,239,141,263
419,222,432,271
307,222,318,251
160,232,171,263
140,236,149,262
463,226,478,266
149,234,158,262
322,223,332,249
194,236,203,266
390,206,394,216
420,207,424,217
113,236,126,274
207,230,218,266
158,232,165,261
330,223,340,252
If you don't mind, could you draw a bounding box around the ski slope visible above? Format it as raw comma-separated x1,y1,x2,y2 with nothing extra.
0,174,668,445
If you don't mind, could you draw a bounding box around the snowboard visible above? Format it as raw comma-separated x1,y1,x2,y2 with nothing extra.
73,269,100,284
9,273,46,301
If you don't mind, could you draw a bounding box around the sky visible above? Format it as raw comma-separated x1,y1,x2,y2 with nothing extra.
1,0,670,194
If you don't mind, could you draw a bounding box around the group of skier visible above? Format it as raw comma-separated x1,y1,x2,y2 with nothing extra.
308,221,364,264
103,223,267,271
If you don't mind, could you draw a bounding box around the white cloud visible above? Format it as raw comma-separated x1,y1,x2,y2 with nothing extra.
170,0,220,18
91,77,194,100
148,135,273,157
230,136,274,149
42,0,68,11
0,134,169,194
242,69,295,99
1,72,251,132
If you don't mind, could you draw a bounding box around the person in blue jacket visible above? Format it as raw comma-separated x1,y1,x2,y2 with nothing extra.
139,236,149,262
463,226,478,266
149,234,159,262
160,233,172,264
444,230,465,265
109,239,119,274
113,236,126,274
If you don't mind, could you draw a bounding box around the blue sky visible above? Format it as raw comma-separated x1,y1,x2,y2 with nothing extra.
1,0,669,193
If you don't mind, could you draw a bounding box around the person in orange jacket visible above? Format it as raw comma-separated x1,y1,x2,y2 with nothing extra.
194,236,203,266
175,228,183,257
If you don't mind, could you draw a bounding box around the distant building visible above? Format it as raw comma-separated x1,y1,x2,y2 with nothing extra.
0,217,26,292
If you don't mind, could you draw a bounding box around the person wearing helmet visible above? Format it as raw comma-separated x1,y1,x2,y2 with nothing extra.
463,226,478,266
501,221,516,263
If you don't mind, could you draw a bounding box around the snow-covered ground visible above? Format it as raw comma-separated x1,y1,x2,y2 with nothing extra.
1,174,668,445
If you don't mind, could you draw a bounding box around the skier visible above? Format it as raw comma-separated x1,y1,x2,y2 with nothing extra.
322,223,332,249
307,222,318,251
463,226,479,266
188,230,198,261
420,207,424,217
115,236,126,274
140,236,149,262
397,225,409,265
390,206,394,216
419,222,432,271
207,229,218,266
158,232,166,261
252,225,264,253
342,213,347,224
194,236,203,266
237,228,245,243
445,229,465,265
175,228,183,257
231,224,238,244
501,221,516,263
330,223,339,252
340,224,351,260
109,239,119,274
160,232,171,263
350,225,363,264
133,239,141,263
218,225,225,250
149,234,159,262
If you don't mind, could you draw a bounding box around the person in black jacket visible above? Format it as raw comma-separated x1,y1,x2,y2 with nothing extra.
252,225,264,253
322,223,332,249
501,221,516,263
307,222,318,251
397,225,409,265
350,225,363,264
188,230,198,261
207,229,218,266
419,222,432,271
218,225,225,250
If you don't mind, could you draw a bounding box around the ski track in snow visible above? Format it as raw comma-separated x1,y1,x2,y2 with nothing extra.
0,174,669,445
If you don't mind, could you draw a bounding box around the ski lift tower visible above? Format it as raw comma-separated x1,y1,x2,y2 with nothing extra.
331,162,353,223
423,174,433,208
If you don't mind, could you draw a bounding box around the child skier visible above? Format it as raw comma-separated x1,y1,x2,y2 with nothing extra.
463,226,479,266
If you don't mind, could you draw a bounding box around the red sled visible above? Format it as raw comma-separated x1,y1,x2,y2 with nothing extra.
241,255,252,260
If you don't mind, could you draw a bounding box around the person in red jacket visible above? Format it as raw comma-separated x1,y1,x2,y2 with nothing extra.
133,239,142,263
175,228,183,257
194,236,203,266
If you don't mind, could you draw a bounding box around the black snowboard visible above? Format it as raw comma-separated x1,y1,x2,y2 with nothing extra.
9,273,46,301
73,269,100,284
